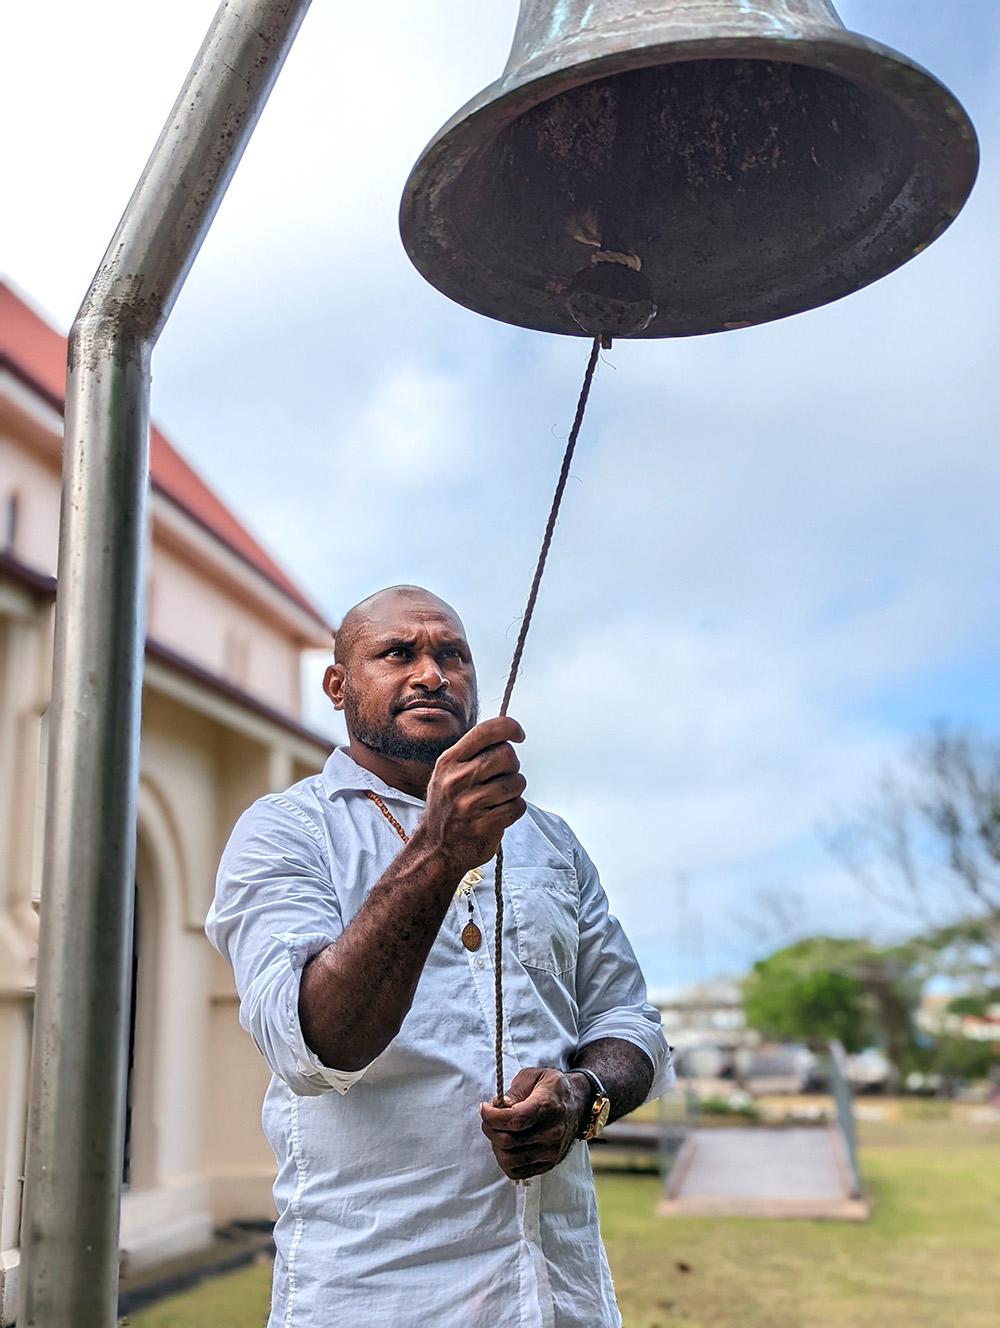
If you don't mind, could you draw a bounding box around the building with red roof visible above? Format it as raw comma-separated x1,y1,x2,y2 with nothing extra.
0,279,337,1311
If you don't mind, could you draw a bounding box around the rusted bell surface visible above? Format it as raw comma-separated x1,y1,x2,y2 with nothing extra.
400,0,978,338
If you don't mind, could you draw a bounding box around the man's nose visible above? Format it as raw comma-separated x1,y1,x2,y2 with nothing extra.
411,654,449,689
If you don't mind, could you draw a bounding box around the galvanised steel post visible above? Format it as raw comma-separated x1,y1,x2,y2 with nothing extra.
18,3,312,1323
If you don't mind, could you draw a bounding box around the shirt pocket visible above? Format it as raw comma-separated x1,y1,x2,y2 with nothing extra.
505,867,580,975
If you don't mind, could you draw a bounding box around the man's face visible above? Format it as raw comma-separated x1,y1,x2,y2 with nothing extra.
330,594,479,765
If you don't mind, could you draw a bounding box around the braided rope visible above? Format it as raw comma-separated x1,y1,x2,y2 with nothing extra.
363,338,606,1110
493,335,604,1105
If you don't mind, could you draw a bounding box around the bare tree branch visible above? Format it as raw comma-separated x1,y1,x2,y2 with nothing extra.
825,723,1000,960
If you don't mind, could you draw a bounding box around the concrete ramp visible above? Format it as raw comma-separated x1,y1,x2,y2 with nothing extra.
658,1126,868,1220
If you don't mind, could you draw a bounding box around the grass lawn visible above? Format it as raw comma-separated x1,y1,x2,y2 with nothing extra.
122,1261,273,1328
124,1118,1000,1327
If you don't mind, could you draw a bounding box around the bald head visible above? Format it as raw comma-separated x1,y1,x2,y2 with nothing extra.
325,586,478,773
334,586,464,670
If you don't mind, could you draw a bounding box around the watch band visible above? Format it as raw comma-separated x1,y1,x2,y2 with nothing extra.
571,1067,611,1140
571,1066,607,1105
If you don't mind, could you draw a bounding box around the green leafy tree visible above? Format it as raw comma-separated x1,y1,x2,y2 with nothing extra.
742,936,924,1071
946,987,1000,1016
743,929,998,1083
928,987,1000,1079
742,938,872,1052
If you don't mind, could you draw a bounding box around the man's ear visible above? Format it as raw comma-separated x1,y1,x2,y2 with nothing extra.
323,663,347,711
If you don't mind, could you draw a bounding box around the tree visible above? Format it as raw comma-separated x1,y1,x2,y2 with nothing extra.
917,986,1000,1082
743,938,873,1053
828,723,1000,974
742,937,921,1069
946,988,1000,1017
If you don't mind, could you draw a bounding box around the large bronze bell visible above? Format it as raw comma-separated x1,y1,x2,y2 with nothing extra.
400,0,978,338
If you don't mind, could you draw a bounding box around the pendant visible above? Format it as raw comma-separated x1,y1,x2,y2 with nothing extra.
461,921,482,952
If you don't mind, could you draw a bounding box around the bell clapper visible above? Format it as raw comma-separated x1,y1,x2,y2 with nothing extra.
565,249,657,338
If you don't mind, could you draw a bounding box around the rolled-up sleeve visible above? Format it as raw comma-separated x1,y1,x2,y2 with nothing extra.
206,796,371,1097
569,832,674,1101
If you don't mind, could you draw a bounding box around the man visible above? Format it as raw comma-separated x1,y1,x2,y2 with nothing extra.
208,585,670,1326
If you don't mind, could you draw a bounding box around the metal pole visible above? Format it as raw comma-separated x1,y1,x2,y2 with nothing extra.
826,1040,862,1199
18,3,312,1323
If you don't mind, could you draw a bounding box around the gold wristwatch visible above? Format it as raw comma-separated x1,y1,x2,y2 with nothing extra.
572,1067,611,1140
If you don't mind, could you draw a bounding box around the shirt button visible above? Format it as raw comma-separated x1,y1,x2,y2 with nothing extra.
475,957,485,970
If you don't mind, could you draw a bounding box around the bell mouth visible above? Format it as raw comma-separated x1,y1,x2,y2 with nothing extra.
400,39,977,337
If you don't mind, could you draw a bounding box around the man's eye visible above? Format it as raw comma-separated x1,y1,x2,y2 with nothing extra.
386,648,409,659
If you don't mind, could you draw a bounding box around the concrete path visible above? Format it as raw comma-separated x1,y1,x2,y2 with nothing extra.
658,1126,868,1220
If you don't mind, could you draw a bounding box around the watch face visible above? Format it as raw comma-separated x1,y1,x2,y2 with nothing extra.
584,1094,611,1140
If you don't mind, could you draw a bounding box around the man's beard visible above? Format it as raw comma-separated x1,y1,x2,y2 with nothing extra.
345,690,478,765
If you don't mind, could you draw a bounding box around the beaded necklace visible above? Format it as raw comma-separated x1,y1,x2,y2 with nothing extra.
363,789,484,951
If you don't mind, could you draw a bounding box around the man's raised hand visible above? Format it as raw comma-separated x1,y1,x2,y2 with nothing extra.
417,716,527,875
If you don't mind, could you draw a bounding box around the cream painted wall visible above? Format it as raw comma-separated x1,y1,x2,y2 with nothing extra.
0,586,52,1322
2,385,324,721
149,543,304,714
0,434,59,576
0,362,334,1315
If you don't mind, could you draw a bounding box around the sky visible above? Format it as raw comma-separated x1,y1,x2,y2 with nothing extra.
5,1,1000,989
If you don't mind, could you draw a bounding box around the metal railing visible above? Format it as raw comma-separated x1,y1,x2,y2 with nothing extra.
657,1084,700,1181
826,1039,862,1199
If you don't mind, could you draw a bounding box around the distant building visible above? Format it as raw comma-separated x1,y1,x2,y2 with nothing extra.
651,979,834,1094
916,992,1000,1046
651,978,753,1051
0,281,334,1318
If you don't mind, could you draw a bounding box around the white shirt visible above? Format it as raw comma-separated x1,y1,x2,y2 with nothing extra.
207,748,671,1328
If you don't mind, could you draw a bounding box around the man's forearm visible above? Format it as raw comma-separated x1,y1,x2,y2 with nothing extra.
299,831,463,1071
572,1037,654,1123
298,716,526,1074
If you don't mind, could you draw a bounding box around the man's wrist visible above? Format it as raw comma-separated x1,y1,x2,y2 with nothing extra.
397,824,469,890
566,1069,594,1119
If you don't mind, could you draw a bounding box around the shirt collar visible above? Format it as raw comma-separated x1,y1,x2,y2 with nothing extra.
319,746,427,807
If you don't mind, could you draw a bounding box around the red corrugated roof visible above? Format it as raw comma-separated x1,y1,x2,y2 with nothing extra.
0,279,331,631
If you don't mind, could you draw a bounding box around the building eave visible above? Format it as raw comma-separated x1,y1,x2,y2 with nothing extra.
0,339,333,638
0,552,335,756
145,637,335,757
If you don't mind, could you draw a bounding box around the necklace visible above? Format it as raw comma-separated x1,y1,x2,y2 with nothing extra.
363,790,484,951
